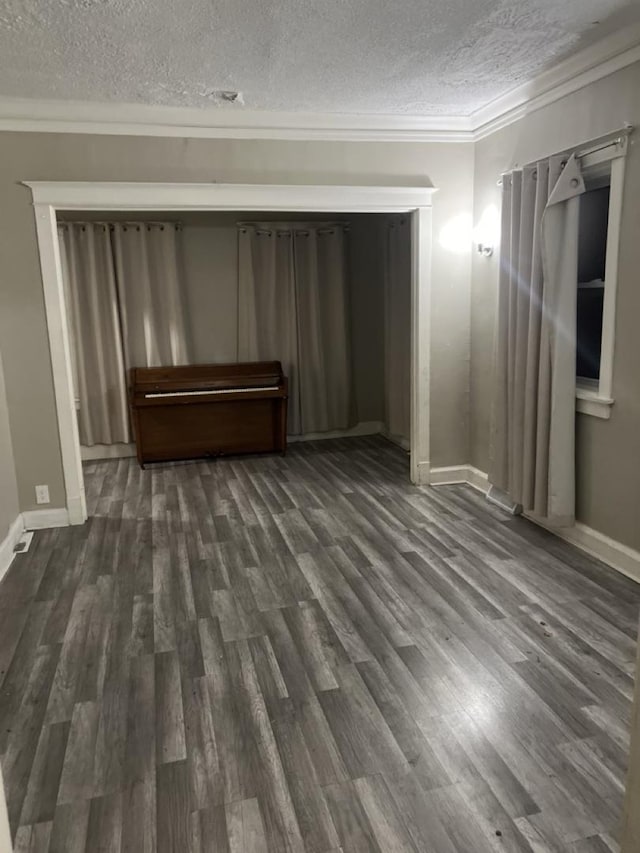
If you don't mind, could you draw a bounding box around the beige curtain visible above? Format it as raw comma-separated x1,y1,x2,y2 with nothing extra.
384,216,411,446
57,222,191,446
111,223,190,368
238,222,352,436
57,224,129,446
490,154,585,525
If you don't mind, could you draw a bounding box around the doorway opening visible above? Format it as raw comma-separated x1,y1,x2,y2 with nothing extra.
26,182,435,524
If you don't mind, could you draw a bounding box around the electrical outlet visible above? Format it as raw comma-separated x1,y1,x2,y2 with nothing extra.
35,484,50,504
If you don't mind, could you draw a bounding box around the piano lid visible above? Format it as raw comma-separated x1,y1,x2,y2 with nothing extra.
130,361,284,395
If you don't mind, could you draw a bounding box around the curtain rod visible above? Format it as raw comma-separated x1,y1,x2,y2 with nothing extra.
236,220,349,227
57,220,183,228
575,135,627,160
498,125,633,184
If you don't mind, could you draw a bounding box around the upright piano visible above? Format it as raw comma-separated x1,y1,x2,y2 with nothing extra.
129,361,288,466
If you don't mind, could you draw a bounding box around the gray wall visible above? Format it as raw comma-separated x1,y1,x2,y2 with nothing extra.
471,60,640,551
0,348,19,543
0,133,473,514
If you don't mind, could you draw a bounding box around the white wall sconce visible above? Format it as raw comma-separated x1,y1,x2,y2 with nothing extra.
473,205,500,259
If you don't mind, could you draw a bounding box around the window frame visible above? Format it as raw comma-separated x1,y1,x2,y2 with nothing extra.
575,144,627,420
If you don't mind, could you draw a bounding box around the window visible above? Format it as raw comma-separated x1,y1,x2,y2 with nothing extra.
577,184,609,382
574,138,627,419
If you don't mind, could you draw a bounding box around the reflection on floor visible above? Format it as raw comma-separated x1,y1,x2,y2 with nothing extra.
0,436,636,852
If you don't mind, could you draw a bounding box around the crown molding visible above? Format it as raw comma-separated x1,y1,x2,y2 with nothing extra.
472,23,640,139
0,25,639,143
0,98,473,142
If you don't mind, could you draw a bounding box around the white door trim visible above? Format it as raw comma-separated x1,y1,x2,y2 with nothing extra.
32,202,87,524
410,206,432,485
24,181,436,523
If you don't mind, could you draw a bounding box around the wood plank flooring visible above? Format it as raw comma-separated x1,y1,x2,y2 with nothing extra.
0,435,638,852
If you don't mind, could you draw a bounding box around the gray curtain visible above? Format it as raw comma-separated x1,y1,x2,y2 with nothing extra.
57,222,191,446
490,154,585,525
384,216,411,446
238,222,352,436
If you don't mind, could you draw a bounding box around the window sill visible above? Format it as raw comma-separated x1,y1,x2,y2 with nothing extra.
576,386,613,419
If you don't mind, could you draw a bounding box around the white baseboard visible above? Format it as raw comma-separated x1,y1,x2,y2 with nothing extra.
429,465,468,486
0,515,25,584
81,443,135,460
411,461,430,485
288,421,384,444
380,427,411,452
525,514,640,586
567,522,640,585
431,465,640,584
67,494,86,526
429,464,489,493
466,466,490,493
22,508,70,530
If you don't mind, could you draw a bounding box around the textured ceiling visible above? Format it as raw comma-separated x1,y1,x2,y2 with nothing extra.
1,0,640,116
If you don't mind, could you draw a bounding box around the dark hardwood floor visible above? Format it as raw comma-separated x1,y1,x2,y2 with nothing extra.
0,436,637,852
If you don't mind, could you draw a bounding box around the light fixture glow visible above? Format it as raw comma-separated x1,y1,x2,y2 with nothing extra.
438,213,473,255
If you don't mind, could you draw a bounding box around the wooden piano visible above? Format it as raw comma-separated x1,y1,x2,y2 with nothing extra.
129,361,288,466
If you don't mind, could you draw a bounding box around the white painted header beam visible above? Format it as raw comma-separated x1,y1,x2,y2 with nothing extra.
23,182,436,212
